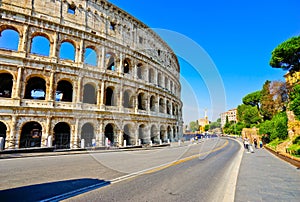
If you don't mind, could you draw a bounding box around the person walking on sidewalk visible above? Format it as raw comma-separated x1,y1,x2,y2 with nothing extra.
259,140,263,148
254,138,258,149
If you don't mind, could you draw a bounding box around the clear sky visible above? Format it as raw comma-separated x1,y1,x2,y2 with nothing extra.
109,0,300,124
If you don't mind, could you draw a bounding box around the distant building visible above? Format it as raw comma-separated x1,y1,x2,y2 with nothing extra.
220,108,238,127
198,109,210,132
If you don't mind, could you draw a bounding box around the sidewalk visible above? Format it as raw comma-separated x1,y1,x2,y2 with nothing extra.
235,147,300,202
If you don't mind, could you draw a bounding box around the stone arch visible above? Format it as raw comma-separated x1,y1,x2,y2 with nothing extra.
138,124,148,144
166,100,171,114
56,80,73,102
137,63,144,79
83,83,97,104
24,76,46,100
138,92,147,110
53,122,71,149
0,121,7,149
30,34,51,56
150,95,156,112
160,125,167,143
123,89,134,108
0,26,19,51
0,72,13,98
84,46,98,66
19,121,42,148
59,40,76,61
123,123,134,146
81,122,95,147
167,126,172,141
148,68,155,83
104,123,115,144
159,98,165,113
157,72,163,87
123,58,131,74
106,52,116,71
150,124,159,144
105,86,115,106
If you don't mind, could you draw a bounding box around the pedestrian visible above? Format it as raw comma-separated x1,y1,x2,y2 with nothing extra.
259,140,263,148
244,138,249,152
254,138,257,149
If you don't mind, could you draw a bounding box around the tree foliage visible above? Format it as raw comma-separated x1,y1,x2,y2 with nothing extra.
259,112,288,142
242,90,261,110
237,104,262,127
189,121,199,132
289,84,300,120
270,36,300,72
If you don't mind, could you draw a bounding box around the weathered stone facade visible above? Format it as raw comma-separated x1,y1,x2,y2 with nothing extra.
0,0,183,150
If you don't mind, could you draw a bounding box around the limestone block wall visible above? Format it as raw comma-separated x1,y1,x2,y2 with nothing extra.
0,0,183,150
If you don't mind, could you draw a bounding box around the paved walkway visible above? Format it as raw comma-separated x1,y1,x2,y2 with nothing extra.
235,146,300,202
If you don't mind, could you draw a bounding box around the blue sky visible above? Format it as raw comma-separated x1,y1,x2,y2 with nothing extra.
109,0,300,123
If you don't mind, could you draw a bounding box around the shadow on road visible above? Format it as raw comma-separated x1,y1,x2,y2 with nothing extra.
0,178,111,202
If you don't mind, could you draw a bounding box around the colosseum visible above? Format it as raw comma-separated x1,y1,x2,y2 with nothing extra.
0,0,183,150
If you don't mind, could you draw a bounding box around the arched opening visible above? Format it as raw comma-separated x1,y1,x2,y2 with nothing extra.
148,68,154,83
159,98,165,113
83,84,96,104
0,29,19,51
139,124,147,144
137,64,143,79
150,96,156,112
60,41,75,61
123,90,134,108
150,125,159,144
30,35,50,56
56,80,73,102
54,122,70,149
138,93,146,110
0,121,7,149
165,77,169,90
157,73,162,87
123,124,132,146
160,126,166,143
123,59,130,74
105,87,114,106
24,77,46,100
105,124,114,144
167,126,172,141
84,47,97,66
0,73,13,98
19,122,42,148
166,100,171,114
106,53,115,71
173,126,177,140
81,123,95,147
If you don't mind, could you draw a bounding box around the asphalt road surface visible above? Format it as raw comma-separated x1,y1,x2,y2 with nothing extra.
0,137,242,202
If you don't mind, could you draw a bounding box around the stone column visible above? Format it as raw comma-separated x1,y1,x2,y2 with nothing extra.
76,77,82,103
119,53,123,74
100,46,105,71
77,39,84,63
100,81,105,109
72,118,80,149
47,71,55,101
19,25,28,52
8,116,17,149
97,87,101,107
42,116,51,147
13,66,23,99
133,63,137,79
50,32,58,58
119,84,123,110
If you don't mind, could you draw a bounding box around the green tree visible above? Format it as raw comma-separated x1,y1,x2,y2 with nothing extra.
242,91,261,111
270,36,300,72
260,80,274,120
204,125,210,132
237,104,262,127
289,84,300,120
189,121,199,132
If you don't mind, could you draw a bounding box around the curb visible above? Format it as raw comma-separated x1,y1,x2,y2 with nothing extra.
264,146,300,168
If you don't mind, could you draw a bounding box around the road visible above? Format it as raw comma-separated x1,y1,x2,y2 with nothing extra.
0,137,243,202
